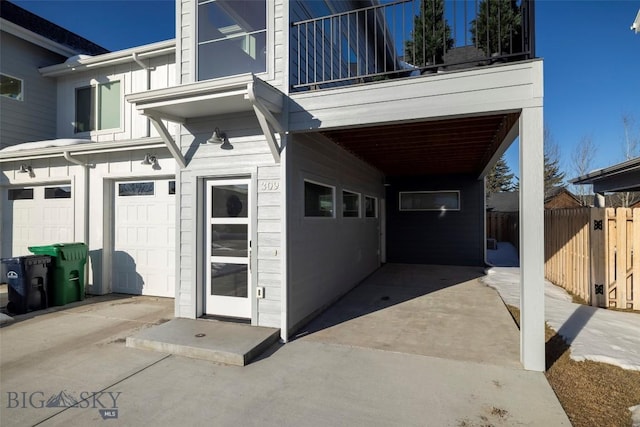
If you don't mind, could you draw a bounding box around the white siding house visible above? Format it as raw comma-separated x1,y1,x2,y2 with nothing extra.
1,0,546,371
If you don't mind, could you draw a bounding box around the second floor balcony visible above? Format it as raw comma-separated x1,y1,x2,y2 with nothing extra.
291,0,536,91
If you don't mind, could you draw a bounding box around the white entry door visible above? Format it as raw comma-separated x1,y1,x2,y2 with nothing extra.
205,179,252,318
113,179,175,297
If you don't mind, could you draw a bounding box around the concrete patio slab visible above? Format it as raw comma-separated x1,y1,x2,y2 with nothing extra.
297,264,521,367
126,318,280,366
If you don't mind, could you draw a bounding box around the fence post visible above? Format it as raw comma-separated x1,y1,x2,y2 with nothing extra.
590,208,606,307
633,209,640,310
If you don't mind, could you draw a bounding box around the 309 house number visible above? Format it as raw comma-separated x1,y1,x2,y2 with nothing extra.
260,180,280,192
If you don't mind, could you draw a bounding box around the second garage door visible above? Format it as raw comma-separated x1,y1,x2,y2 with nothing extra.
112,179,175,297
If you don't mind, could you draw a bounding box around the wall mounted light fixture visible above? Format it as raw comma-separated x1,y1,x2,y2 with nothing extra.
207,127,227,144
141,154,160,169
18,164,35,177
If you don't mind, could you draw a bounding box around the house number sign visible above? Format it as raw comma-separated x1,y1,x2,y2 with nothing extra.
260,180,280,192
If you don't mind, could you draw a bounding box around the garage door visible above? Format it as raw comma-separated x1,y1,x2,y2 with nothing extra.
112,179,175,297
2,185,74,257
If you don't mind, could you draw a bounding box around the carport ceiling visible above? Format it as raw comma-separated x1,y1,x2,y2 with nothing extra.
321,113,520,176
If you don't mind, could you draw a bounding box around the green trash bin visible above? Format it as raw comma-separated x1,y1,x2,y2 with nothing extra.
28,243,88,306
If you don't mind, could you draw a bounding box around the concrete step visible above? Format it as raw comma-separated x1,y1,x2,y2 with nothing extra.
126,318,280,366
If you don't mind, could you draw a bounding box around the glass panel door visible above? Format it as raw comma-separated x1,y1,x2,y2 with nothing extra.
205,179,252,318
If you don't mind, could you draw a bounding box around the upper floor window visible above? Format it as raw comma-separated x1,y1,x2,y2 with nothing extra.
197,0,267,81
75,81,120,133
0,74,23,101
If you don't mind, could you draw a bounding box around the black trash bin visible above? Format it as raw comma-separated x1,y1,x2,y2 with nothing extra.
1,255,52,314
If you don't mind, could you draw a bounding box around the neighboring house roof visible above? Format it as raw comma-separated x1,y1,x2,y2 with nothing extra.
544,187,582,209
0,0,108,55
486,191,519,212
570,157,640,193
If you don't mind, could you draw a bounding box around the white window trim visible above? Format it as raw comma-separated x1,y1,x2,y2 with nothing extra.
193,0,274,82
399,190,461,212
73,75,125,136
1,73,24,101
303,178,336,219
364,195,378,218
342,189,361,218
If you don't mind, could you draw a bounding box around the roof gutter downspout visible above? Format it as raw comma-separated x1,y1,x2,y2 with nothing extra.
63,151,92,290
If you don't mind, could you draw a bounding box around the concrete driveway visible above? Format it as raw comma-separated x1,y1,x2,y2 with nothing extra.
0,265,570,426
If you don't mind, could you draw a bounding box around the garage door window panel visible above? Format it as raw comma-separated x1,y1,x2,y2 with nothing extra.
8,188,33,200
45,186,71,199
118,182,155,196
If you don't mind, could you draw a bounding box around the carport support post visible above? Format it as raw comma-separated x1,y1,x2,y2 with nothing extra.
519,107,545,372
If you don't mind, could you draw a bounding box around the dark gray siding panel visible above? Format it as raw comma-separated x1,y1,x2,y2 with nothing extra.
386,175,485,266
0,33,64,148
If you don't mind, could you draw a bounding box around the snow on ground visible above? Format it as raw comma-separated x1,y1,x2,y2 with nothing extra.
484,242,640,372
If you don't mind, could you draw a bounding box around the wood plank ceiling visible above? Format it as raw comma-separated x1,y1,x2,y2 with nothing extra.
321,113,520,176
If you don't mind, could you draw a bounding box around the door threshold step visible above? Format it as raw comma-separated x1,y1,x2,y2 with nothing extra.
126,318,280,366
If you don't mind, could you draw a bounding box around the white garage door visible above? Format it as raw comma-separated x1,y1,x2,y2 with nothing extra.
112,179,175,297
2,185,74,257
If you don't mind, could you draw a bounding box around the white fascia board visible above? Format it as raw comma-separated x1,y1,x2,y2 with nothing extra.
39,40,176,77
0,137,165,162
1,18,79,57
126,73,253,106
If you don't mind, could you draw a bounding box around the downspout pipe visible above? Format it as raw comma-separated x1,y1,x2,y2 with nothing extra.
64,151,92,291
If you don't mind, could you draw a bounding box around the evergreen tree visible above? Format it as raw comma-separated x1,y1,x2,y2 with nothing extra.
405,0,453,66
544,150,565,194
486,155,515,193
470,0,522,55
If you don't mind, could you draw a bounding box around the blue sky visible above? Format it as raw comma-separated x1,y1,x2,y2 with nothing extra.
12,0,640,182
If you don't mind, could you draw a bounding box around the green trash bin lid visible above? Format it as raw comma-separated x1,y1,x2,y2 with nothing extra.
28,243,87,261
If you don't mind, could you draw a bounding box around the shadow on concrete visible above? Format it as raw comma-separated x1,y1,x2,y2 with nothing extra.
0,293,133,328
293,263,486,340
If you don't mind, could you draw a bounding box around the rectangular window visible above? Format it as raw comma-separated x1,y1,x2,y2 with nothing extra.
365,196,377,218
197,0,267,81
75,81,120,133
0,74,23,101
8,188,33,200
118,182,154,196
304,180,334,217
44,186,71,199
399,191,460,211
169,181,176,195
342,190,360,218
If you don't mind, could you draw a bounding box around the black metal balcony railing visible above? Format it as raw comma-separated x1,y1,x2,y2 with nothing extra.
291,0,535,90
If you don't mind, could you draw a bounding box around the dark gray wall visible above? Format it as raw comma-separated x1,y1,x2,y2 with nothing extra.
385,175,485,266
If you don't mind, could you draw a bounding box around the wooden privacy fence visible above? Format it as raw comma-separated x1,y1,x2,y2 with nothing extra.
486,212,519,249
544,208,640,310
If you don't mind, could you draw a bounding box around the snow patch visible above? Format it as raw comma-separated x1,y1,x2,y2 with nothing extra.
631,404,640,427
482,263,640,371
0,139,94,152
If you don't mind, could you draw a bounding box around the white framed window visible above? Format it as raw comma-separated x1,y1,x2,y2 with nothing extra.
304,180,335,218
0,73,23,101
364,196,377,218
197,0,268,81
8,188,33,200
342,190,360,218
399,191,460,211
74,80,121,133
